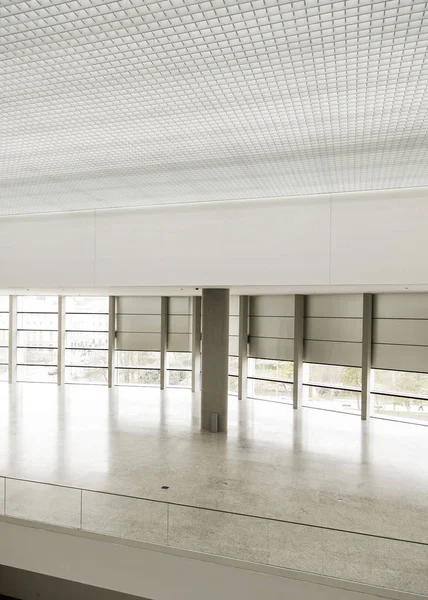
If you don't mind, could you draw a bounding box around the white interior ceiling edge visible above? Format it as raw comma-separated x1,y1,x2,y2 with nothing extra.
1,0,428,215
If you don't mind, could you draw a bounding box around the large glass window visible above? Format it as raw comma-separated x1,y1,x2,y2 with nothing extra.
372,369,428,424
228,356,238,395
167,352,192,388
116,351,160,386
65,297,109,385
0,296,9,381
17,296,58,383
248,358,293,403
303,363,362,415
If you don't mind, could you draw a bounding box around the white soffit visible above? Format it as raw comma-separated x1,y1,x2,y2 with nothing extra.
1,0,428,215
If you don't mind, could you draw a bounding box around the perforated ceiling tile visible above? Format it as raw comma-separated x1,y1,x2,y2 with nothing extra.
1,0,428,214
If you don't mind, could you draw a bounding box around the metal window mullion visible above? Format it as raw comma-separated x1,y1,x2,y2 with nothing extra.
293,295,305,409
361,293,373,420
238,295,249,400
192,296,202,393
57,296,65,385
160,297,168,390
8,296,17,384
108,296,116,388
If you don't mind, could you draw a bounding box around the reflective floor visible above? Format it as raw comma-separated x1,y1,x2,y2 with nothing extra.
1,381,428,546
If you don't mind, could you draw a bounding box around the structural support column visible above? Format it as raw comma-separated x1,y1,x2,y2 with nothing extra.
191,296,202,393
160,296,168,390
238,295,249,400
293,295,305,410
57,296,65,386
108,296,116,388
361,293,373,421
201,289,230,432
8,296,17,385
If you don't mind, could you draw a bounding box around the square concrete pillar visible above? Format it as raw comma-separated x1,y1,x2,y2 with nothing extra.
201,289,230,432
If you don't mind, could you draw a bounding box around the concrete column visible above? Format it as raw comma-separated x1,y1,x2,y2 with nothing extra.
192,296,202,393
108,296,116,388
201,289,230,432
8,296,17,385
57,296,66,386
160,297,168,390
238,296,249,400
293,295,305,409
361,293,373,421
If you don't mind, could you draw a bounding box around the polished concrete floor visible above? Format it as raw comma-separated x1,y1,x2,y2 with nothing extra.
1,381,427,544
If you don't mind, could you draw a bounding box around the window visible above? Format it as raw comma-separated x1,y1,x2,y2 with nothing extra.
65,297,109,385
372,369,428,424
116,351,160,386
0,296,9,382
16,296,58,383
248,358,293,403
303,363,362,415
167,351,192,388
228,355,238,395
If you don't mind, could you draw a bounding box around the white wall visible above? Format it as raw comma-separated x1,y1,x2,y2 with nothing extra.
0,521,403,600
0,188,427,290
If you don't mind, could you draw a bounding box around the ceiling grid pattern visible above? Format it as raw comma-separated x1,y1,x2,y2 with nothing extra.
1,0,428,214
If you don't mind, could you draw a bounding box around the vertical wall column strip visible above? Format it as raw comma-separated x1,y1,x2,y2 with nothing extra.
191,296,202,393
160,297,168,390
238,295,249,400
8,296,17,385
57,296,65,386
108,296,116,388
361,293,373,421
293,295,305,410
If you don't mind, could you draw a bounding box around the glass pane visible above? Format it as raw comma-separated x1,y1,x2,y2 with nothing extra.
304,363,361,389
248,358,293,381
65,331,109,349
116,369,160,386
372,394,428,423
167,352,192,370
65,314,108,331
0,330,8,346
0,297,9,311
65,367,108,385
17,313,58,330
303,386,361,414
0,314,8,328
167,370,192,388
65,296,108,313
116,351,160,368
229,375,238,395
17,365,57,383
229,356,238,376
0,348,8,364
0,364,8,381
373,369,428,398
17,348,58,366
17,296,58,312
248,379,293,403
65,349,108,367
17,330,58,348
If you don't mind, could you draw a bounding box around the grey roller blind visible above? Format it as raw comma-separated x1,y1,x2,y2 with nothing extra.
229,296,239,357
249,295,294,361
372,294,428,373
304,294,363,367
168,297,192,352
116,296,161,351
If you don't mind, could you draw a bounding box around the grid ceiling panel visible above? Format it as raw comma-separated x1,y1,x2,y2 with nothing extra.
1,0,428,214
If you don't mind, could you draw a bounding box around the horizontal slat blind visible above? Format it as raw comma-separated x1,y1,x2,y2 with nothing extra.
168,297,192,352
229,296,239,357
372,294,428,372
116,297,161,351
249,295,294,361
305,294,363,367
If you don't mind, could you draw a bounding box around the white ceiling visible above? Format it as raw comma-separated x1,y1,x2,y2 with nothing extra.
1,0,428,215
